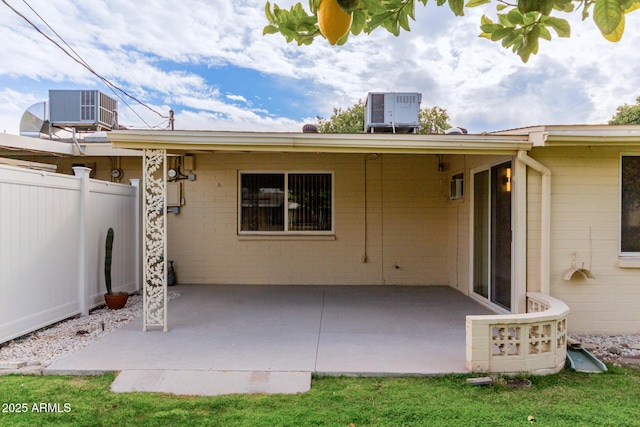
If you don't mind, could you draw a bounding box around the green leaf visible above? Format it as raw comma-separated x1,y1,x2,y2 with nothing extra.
263,25,279,35
448,0,465,16
383,17,401,36
496,3,507,11
582,3,591,20
602,13,624,41
518,0,553,14
338,0,359,13
398,10,411,31
465,0,491,7
526,25,540,54
518,0,537,13
538,24,552,40
623,0,640,12
368,11,394,29
480,14,493,25
511,34,524,52
507,9,525,25
501,28,520,47
405,0,417,20
265,1,274,22
593,0,623,35
350,9,367,34
491,27,514,41
362,0,386,12
544,16,571,37
336,31,350,45
522,11,539,25
554,0,575,12
540,0,554,15
498,13,512,27
480,23,504,33
518,45,533,62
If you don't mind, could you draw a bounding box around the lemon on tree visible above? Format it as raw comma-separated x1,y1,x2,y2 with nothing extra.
317,0,353,45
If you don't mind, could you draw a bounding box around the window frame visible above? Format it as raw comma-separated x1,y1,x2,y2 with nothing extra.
238,170,335,236
620,153,640,257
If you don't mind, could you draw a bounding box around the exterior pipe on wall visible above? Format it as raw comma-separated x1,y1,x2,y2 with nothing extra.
517,151,551,295
71,128,86,155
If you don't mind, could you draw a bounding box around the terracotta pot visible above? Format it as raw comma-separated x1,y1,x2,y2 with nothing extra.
104,292,129,310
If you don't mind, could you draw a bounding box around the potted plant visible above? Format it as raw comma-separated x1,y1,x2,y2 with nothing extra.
103,227,129,309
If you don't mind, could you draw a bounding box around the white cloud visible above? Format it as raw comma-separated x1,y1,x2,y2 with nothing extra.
0,0,639,134
226,94,249,103
0,89,42,134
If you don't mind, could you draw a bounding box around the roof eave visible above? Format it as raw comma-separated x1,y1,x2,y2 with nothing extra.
108,130,532,155
495,125,640,148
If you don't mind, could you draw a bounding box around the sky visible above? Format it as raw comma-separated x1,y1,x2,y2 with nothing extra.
1,0,639,135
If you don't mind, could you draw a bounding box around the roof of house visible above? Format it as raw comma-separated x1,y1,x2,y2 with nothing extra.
491,125,640,147
107,129,533,155
0,132,139,157
3,125,640,158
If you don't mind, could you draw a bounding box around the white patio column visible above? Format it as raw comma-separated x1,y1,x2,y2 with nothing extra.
517,151,552,297
512,156,527,314
142,149,168,332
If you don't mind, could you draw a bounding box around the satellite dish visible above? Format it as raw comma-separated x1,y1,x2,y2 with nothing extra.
445,127,468,135
20,101,50,138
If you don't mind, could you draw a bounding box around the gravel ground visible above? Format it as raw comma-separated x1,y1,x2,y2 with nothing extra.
0,292,180,373
569,333,640,366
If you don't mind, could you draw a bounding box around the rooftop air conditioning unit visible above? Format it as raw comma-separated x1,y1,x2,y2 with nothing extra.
49,90,118,131
364,92,421,133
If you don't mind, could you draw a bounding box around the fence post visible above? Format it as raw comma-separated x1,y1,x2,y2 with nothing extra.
73,166,92,316
130,179,141,294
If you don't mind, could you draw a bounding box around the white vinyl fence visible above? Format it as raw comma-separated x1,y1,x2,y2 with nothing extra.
0,164,140,344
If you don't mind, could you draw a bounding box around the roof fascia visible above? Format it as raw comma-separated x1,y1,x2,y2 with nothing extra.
0,133,74,155
493,125,640,148
108,130,532,155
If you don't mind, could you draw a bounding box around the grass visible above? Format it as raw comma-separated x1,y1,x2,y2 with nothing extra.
1,366,640,426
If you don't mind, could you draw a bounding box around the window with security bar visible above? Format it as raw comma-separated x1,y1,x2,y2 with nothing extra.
240,172,333,234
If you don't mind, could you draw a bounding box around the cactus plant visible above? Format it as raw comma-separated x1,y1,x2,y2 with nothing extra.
105,227,114,295
103,227,128,309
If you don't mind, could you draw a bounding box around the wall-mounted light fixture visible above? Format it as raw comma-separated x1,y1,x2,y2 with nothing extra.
504,167,512,192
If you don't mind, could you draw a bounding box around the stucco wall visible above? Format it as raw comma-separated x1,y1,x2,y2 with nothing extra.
164,152,457,286
10,142,640,333
528,146,640,334
54,156,142,183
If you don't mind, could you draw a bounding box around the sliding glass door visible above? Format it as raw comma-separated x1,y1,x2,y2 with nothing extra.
473,161,512,311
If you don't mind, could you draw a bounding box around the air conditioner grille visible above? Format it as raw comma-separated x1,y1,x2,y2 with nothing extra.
396,95,416,104
80,91,96,121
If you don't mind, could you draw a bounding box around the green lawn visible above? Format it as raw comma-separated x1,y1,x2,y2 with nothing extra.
1,367,639,426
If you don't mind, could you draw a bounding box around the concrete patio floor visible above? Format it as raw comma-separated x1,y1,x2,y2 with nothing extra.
45,285,493,395
46,284,492,376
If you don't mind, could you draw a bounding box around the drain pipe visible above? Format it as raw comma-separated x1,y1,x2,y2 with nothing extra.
517,151,551,295
71,128,86,155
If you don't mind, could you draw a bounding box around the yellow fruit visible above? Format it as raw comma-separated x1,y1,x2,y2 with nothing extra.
317,0,353,45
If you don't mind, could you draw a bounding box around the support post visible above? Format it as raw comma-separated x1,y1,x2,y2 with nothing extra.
142,149,168,332
513,156,527,314
517,151,551,296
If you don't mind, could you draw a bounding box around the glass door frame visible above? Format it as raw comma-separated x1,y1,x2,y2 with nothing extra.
469,157,515,313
